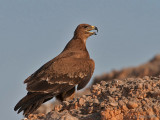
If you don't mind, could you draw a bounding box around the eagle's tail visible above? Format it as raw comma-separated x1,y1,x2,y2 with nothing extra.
14,92,53,116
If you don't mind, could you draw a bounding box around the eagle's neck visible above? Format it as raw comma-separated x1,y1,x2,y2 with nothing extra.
63,38,88,52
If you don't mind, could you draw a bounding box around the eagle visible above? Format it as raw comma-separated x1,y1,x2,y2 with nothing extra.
14,23,98,116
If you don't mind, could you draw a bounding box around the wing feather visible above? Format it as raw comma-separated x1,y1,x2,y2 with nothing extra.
24,51,95,94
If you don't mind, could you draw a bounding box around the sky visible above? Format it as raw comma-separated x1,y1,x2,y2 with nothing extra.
0,0,160,119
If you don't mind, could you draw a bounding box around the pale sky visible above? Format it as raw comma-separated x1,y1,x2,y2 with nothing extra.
0,0,160,119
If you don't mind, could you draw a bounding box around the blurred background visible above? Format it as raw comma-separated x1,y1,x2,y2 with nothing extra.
0,0,160,119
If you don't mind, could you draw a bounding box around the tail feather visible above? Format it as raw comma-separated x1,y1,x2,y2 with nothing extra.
14,92,53,116
14,92,34,111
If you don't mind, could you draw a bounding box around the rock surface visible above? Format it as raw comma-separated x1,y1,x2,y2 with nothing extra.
22,55,160,120
23,76,160,120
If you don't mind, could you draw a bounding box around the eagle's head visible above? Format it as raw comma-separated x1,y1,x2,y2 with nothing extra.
74,24,98,39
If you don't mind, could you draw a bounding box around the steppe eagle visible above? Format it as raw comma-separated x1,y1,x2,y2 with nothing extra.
14,23,98,116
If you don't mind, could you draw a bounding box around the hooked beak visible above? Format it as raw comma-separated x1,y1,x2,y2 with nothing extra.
94,26,98,35
90,26,98,35
94,26,98,32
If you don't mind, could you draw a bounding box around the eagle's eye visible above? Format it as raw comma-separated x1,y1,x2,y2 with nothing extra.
83,26,88,28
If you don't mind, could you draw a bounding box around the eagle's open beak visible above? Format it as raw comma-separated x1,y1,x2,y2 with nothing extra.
93,26,98,32
90,26,98,35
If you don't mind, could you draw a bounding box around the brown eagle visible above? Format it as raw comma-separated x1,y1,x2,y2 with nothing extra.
14,24,98,116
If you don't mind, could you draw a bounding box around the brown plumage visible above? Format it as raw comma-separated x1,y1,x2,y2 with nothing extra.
14,24,98,116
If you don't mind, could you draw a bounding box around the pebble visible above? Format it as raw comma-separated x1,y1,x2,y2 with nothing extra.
109,102,118,107
108,96,115,102
100,81,107,86
92,85,99,90
118,100,125,106
110,117,117,120
121,105,128,111
137,94,144,99
152,83,156,87
141,100,146,105
137,83,143,89
96,90,101,95
85,96,92,101
143,76,150,80
144,98,150,103
89,102,93,106
88,106,93,113
136,78,144,82
54,104,63,111
88,98,93,103
23,118,28,120
96,83,101,87
93,99,99,104
78,98,85,106
100,102,105,108
82,95,86,98
127,101,138,109
145,84,152,90
63,101,70,106
108,88,117,94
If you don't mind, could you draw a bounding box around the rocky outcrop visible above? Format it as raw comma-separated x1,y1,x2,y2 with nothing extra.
24,76,160,120
22,54,160,120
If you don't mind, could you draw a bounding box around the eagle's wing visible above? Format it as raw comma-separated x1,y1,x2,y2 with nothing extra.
24,53,95,94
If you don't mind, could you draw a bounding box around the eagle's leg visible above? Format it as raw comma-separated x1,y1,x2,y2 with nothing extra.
56,87,75,101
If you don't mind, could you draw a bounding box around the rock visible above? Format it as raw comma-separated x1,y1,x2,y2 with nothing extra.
82,95,86,98
121,105,128,111
145,84,152,90
118,100,125,106
137,83,143,89
54,104,63,111
143,76,150,80
108,88,117,94
141,100,146,105
50,110,78,120
63,101,70,107
95,90,101,95
127,101,138,109
78,98,85,107
109,102,118,107
101,110,111,120
110,117,117,120
23,74,160,120
100,81,107,86
108,96,115,102
100,101,105,108
88,106,93,113
23,118,28,120
93,99,99,104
